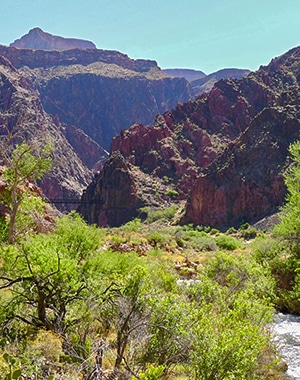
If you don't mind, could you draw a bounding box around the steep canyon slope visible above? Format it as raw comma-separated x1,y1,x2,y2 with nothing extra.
0,28,193,209
79,46,300,227
0,55,93,204
0,29,192,152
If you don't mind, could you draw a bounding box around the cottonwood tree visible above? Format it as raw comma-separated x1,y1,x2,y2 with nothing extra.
274,141,300,256
98,266,152,379
0,213,101,335
273,141,300,313
0,122,52,243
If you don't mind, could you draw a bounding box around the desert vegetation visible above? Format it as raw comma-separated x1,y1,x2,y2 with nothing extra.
0,141,300,379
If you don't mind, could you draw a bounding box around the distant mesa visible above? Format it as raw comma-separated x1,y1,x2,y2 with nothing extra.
164,67,251,95
163,68,207,81
10,27,96,51
191,68,251,95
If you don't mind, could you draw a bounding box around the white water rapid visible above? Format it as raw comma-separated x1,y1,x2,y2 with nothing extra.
273,313,300,379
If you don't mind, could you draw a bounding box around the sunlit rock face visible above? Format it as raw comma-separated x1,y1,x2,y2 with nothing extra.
80,45,300,227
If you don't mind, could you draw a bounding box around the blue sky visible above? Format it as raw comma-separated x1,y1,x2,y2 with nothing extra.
1,0,300,74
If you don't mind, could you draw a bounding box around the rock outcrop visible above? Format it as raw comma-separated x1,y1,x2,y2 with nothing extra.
78,152,174,227
79,153,140,227
191,68,251,95
79,45,300,227
182,107,300,228
109,70,273,194
10,27,96,50
0,44,157,71
181,46,300,227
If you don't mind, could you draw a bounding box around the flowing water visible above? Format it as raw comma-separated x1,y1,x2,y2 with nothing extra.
273,313,300,379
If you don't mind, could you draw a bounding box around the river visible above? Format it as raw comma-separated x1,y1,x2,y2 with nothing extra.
273,313,300,379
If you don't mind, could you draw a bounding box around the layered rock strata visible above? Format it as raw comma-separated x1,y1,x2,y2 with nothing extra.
79,45,300,227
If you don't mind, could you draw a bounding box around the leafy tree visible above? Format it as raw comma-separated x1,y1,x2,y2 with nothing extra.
99,266,153,378
0,213,101,337
190,297,270,380
144,294,191,371
274,141,300,256
1,142,52,243
270,141,300,312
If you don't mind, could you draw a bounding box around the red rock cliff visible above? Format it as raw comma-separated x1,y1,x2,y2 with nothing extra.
80,45,300,227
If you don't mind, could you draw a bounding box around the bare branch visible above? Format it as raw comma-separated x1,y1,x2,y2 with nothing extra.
15,314,34,326
0,275,34,289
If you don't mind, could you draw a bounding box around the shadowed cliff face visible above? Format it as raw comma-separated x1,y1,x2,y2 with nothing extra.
0,43,192,152
182,107,300,228
79,45,300,228
79,153,141,227
0,55,93,206
78,152,175,227
30,68,192,150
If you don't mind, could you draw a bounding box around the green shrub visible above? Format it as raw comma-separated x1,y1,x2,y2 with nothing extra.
215,235,242,251
162,176,171,184
147,248,163,258
143,205,179,223
239,222,250,230
273,141,300,258
0,216,8,243
185,230,207,238
89,249,143,277
137,364,165,380
119,218,142,232
190,236,217,251
20,329,63,377
203,251,277,302
177,228,216,251
147,231,168,247
204,226,211,233
251,236,279,263
2,353,22,380
165,189,179,198
240,227,258,240
226,226,237,235
190,297,272,380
